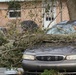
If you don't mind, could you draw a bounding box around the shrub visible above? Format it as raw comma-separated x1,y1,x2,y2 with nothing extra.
0,31,8,46
41,69,62,75
21,20,39,32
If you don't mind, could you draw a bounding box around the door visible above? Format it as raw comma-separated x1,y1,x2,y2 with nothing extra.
43,7,56,29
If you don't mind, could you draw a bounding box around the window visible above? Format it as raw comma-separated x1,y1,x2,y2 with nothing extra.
8,1,21,19
8,10,21,18
46,16,54,21
46,9,55,21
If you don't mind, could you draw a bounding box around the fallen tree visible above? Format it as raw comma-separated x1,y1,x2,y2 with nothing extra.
1,31,76,67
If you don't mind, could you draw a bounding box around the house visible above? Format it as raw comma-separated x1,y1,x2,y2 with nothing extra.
0,0,69,29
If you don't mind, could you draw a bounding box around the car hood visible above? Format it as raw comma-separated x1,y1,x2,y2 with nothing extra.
24,46,76,55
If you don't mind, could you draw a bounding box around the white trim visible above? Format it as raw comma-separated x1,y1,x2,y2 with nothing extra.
0,8,7,10
8,10,21,19
0,0,40,2
43,7,56,29
9,10,21,12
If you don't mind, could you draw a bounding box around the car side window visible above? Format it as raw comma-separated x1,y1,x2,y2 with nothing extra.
47,26,65,34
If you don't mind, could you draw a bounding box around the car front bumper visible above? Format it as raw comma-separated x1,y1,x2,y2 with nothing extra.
22,60,76,72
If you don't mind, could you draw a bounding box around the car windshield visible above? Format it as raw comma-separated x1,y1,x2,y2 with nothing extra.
47,21,76,34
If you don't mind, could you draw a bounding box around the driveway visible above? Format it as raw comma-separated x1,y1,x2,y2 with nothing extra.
0,68,6,75
0,68,24,75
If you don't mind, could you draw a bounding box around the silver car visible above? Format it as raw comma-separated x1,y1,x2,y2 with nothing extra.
22,20,76,75
22,46,76,74
47,20,76,34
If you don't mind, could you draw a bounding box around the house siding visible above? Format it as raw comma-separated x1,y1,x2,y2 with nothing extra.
0,1,69,28
21,1,42,28
0,1,42,28
56,0,70,23
0,3,8,27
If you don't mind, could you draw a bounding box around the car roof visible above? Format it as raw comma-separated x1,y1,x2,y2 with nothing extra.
50,20,76,28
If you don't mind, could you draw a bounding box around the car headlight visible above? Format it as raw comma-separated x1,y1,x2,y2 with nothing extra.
22,54,35,60
66,55,76,60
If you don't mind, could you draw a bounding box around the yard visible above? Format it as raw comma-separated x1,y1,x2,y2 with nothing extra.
0,0,76,75
0,26,76,75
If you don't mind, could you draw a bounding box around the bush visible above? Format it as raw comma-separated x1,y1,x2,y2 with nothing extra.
41,69,62,75
0,37,7,46
0,31,8,46
21,20,38,32
1,27,76,68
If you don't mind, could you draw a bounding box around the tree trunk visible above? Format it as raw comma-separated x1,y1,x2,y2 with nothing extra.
67,0,76,20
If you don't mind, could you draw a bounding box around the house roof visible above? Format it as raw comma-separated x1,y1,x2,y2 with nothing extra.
0,0,40,2
0,0,20,2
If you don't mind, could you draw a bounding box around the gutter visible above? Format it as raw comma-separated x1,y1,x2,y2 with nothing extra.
0,0,41,2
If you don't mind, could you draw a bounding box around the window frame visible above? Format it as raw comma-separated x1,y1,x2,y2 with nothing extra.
8,9,21,19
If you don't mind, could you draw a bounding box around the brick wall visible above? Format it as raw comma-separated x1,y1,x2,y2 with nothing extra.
0,1,70,28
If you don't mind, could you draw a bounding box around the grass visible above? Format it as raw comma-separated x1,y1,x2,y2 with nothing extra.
41,69,63,75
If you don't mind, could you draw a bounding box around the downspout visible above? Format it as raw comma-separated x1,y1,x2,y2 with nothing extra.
42,0,45,29
60,0,62,21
